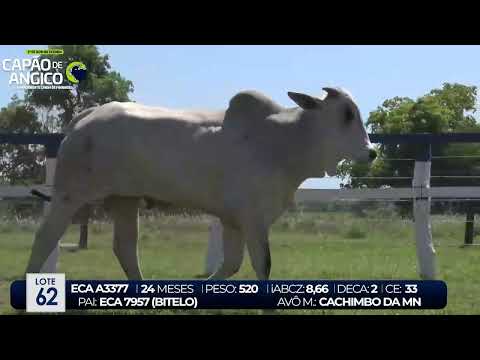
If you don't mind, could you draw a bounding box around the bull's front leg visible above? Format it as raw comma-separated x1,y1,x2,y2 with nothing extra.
110,197,143,280
244,222,271,280
208,224,245,280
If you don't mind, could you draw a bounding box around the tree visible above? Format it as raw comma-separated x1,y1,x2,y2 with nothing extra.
25,45,134,130
1,46,134,185
338,83,480,216
0,95,45,184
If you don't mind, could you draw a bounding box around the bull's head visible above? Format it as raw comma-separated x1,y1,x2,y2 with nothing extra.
288,87,376,176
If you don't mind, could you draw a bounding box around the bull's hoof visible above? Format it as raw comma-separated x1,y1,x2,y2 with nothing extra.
194,273,213,279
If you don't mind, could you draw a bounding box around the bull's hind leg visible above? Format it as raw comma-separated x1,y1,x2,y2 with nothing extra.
208,224,245,280
110,197,143,280
244,223,271,280
25,196,82,274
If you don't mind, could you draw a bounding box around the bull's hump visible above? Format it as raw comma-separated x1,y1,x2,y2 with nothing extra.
228,90,282,113
224,90,283,132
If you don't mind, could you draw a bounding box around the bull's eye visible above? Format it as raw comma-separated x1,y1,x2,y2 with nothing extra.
345,106,355,124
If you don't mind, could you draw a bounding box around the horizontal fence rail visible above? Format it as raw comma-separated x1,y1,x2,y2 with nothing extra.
2,131,480,151
0,133,63,157
4,186,480,203
369,132,480,144
0,185,51,199
295,187,480,203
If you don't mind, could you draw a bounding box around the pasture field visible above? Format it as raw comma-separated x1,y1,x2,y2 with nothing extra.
1,208,479,315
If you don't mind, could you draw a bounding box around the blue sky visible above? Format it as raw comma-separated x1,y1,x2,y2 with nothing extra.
1,45,479,188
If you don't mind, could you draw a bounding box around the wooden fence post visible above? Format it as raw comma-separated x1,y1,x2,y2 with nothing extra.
464,204,475,246
413,143,436,279
39,156,58,273
79,224,89,249
73,205,90,249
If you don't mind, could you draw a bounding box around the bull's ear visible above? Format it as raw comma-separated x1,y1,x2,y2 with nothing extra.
287,92,323,110
323,87,342,98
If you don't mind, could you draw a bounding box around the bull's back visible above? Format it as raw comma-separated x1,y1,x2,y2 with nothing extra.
55,102,226,208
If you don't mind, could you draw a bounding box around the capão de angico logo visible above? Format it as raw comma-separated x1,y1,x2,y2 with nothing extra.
65,61,87,84
1,56,87,89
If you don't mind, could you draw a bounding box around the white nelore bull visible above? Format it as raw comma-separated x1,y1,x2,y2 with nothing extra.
26,87,376,280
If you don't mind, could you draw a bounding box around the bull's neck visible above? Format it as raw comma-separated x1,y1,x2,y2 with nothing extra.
277,118,325,190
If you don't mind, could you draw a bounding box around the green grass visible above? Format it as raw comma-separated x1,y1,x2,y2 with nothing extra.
1,211,479,315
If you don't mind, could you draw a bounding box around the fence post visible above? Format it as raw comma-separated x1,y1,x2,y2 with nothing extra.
412,143,436,279
464,204,474,245
74,205,90,249
39,156,59,273
79,224,88,249
205,218,223,276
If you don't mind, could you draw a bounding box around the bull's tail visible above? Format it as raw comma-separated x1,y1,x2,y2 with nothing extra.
31,189,51,202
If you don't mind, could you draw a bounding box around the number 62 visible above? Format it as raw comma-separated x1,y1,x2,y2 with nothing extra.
36,287,58,306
